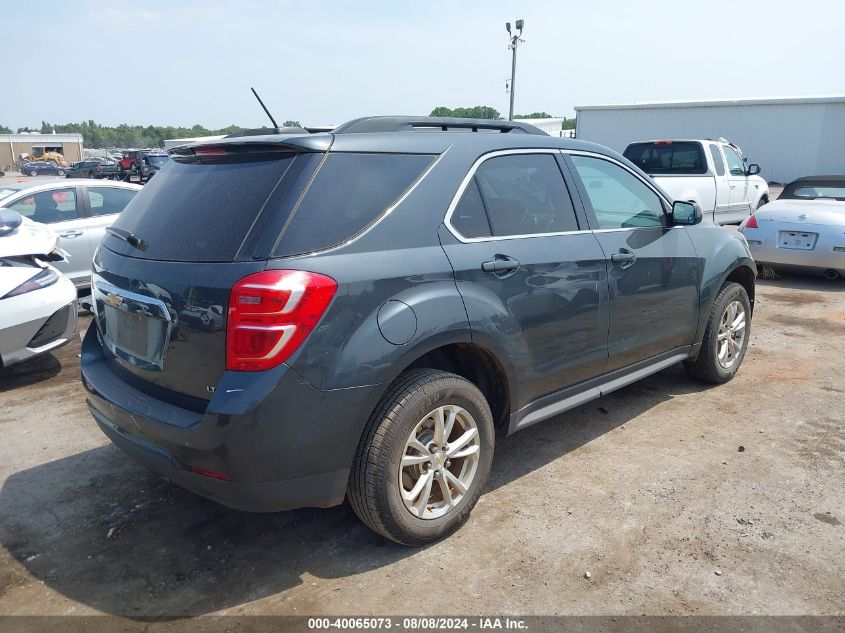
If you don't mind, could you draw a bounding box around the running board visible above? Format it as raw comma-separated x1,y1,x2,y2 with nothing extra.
513,353,688,432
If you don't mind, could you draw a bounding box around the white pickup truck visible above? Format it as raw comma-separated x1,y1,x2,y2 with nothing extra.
623,139,769,225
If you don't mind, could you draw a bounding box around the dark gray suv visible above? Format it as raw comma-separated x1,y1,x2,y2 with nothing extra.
82,117,755,545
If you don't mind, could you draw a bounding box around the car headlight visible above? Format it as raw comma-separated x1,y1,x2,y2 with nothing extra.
1,268,58,299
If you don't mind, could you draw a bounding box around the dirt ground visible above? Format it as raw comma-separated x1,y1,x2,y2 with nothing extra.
0,277,843,619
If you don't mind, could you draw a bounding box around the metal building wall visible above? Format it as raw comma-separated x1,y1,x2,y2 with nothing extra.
574,98,845,184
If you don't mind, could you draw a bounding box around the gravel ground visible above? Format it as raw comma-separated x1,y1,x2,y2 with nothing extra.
0,273,842,619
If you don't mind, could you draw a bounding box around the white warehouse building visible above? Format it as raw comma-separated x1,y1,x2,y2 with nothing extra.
574,96,845,184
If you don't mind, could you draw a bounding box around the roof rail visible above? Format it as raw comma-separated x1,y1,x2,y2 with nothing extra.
332,116,547,136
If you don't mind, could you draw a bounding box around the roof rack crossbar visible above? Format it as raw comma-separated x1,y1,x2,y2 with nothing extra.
332,116,547,135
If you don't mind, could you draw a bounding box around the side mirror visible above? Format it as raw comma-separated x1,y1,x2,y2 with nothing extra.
672,200,702,226
746,163,760,176
0,208,23,235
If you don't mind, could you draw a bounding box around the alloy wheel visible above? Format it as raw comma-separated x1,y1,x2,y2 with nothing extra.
399,405,481,519
717,300,746,369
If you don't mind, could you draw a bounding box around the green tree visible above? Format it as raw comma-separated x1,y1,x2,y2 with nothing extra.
429,106,502,120
514,112,554,119
0,124,12,134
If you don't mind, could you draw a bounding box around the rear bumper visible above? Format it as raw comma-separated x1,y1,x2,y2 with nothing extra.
81,325,383,512
743,227,845,273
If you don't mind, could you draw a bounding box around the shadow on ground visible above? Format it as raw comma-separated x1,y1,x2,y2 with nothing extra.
0,364,709,618
0,353,62,393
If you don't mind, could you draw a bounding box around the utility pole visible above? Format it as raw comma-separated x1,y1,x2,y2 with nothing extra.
506,19,524,121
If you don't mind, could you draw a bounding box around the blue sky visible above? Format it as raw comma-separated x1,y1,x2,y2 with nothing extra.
5,0,843,128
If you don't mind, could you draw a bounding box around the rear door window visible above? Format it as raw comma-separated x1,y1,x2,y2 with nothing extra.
450,178,492,239
273,153,434,257
623,142,707,174
87,186,138,217
472,153,578,236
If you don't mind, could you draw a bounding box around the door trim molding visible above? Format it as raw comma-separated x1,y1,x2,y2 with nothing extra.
510,348,690,433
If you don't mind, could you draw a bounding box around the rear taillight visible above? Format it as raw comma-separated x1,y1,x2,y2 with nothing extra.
744,214,759,229
226,270,337,371
1,268,58,299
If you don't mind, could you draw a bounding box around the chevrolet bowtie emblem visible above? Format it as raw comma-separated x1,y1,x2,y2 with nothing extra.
105,293,123,309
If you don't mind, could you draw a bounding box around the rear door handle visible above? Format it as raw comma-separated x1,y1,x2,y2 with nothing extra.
60,231,83,238
481,256,520,274
610,250,636,268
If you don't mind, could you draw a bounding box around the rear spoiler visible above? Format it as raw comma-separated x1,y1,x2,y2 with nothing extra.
169,134,332,159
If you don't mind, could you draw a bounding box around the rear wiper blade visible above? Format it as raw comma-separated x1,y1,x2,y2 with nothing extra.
106,227,149,251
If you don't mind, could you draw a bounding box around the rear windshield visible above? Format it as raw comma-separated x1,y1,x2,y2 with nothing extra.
623,142,707,175
782,182,845,201
103,150,434,262
103,153,301,261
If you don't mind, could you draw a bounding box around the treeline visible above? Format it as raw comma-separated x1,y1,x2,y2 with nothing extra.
1,120,296,149
0,108,574,147
428,106,574,128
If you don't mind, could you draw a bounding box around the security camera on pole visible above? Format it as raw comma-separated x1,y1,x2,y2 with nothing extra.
505,19,524,121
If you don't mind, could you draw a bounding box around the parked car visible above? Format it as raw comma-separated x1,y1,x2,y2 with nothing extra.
140,153,170,181
81,116,756,545
22,161,67,177
0,209,77,368
623,139,769,224
0,180,142,289
739,175,845,279
67,159,119,180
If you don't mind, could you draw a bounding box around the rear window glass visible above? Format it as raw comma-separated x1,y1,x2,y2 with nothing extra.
787,184,845,201
103,154,298,261
273,153,434,257
623,142,707,175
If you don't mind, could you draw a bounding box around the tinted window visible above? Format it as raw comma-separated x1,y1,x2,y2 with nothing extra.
623,142,707,175
722,146,745,176
571,155,664,229
709,144,726,176
104,154,299,261
9,188,78,223
87,186,137,217
451,178,491,238
473,154,578,236
274,153,434,256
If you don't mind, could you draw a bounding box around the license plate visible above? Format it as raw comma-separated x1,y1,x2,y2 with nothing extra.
101,303,170,370
115,311,149,358
778,231,817,250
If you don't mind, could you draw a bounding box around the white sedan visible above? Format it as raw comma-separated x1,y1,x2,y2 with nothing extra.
0,210,77,368
0,179,142,289
739,176,845,280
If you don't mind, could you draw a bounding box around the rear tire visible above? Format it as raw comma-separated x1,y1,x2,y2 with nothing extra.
685,282,751,384
348,369,494,546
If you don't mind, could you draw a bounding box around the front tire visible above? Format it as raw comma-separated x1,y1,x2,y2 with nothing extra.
685,282,751,384
348,369,494,546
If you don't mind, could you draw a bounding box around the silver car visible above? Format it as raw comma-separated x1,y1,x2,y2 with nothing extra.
0,179,142,289
739,176,845,280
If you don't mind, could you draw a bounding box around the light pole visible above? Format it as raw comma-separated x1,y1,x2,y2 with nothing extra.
506,19,524,121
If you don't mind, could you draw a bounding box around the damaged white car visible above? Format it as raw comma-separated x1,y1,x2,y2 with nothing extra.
0,208,77,368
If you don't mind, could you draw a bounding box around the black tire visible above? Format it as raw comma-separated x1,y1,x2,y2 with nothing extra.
685,282,751,384
755,195,769,210
58,169,66,176
88,171,94,179
348,369,495,546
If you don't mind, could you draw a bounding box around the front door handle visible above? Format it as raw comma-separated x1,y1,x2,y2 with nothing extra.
60,230,83,238
481,256,520,275
610,249,636,268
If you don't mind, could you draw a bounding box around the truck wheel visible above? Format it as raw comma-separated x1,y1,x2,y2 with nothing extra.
685,282,751,384
755,195,769,210
348,369,494,546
